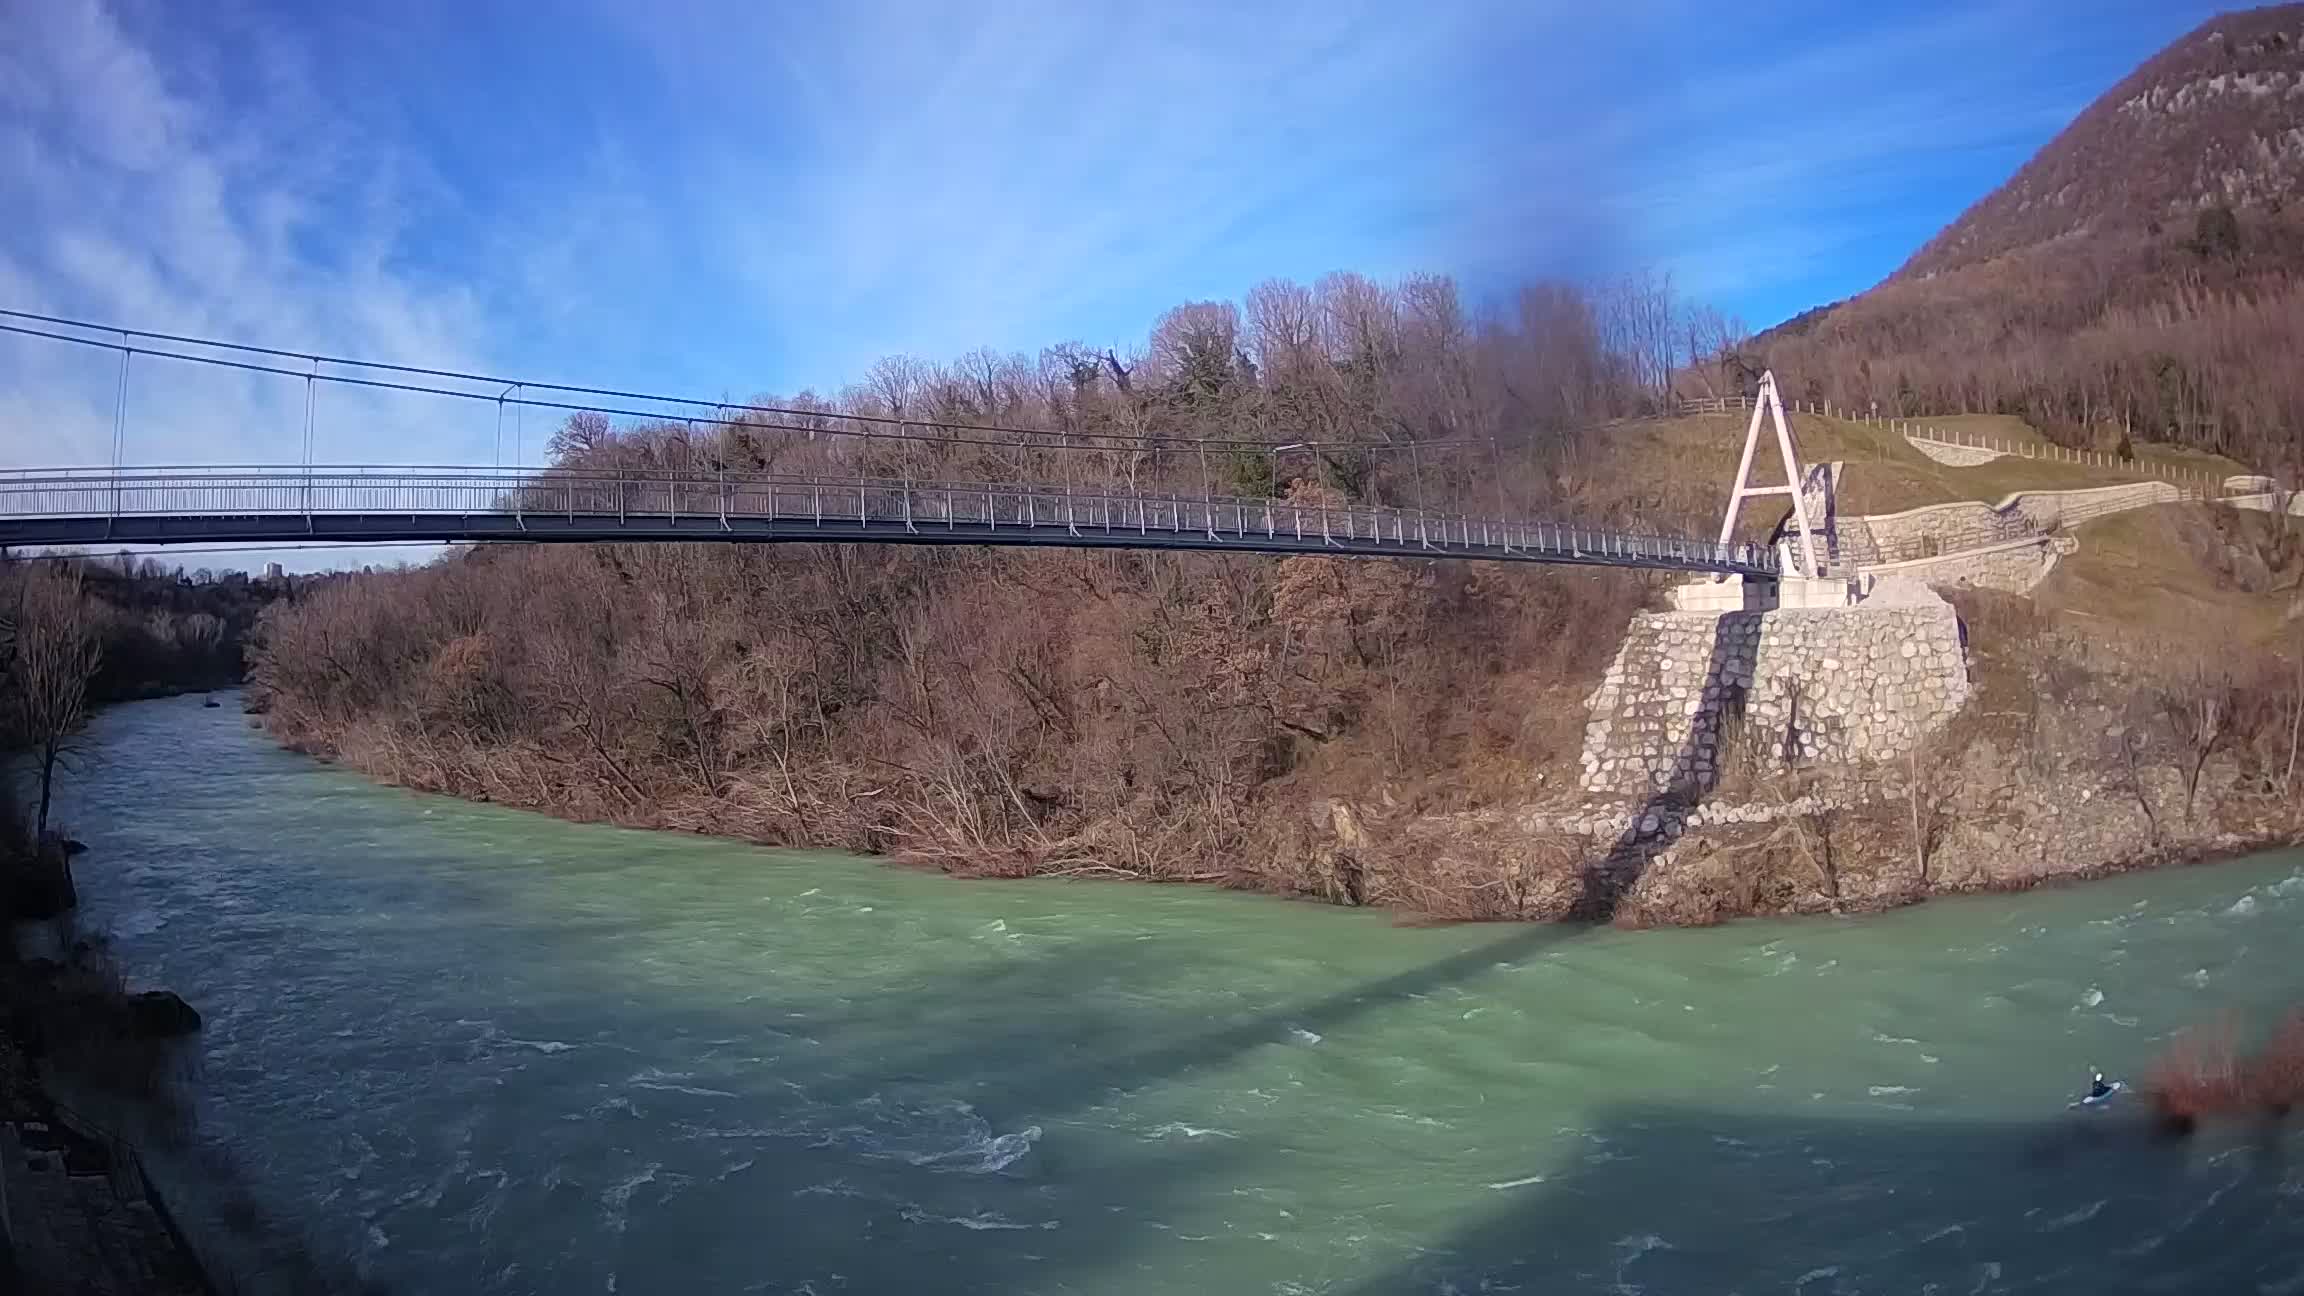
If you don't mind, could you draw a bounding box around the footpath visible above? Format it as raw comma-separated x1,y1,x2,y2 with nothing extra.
0,1029,211,1295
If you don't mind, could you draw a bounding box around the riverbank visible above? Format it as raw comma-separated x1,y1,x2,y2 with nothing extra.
243,506,2304,927
265,695,2304,929
0,936,212,1294
1389,768,2304,928
1319,584,2304,924
256,601,2304,929
57,690,2304,1294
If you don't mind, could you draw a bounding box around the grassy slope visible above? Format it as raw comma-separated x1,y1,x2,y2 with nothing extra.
1586,411,2252,533
2035,504,2297,645
1585,410,2286,651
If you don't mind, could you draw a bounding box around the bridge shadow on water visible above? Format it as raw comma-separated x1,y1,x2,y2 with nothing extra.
1336,1101,2304,1295
776,921,1579,1115
592,921,2304,1296
347,912,1596,1295
101,696,2294,1296
124,863,2304,1295
60,697,1634,1294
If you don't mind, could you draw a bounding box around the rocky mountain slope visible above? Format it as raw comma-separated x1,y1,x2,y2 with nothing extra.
1747,5,2304,470
1902,5,2304,280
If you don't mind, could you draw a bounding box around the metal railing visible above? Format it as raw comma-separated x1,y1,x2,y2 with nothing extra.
0,465,1781,576
1899,429,2221,494
1675,394,1865,421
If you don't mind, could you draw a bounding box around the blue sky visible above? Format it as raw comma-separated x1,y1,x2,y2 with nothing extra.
0,0,2236,479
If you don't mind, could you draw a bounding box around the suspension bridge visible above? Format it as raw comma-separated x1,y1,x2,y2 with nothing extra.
0,311,1786,578
0,465,1775,574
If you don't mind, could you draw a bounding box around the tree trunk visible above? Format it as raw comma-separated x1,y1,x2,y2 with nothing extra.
36,741,58,841
2287,649,2302,795
1908,783,1926,886
2125,738,2161,846
1820,821,1840,905
2186,746,2213,824
1906,747,1928,886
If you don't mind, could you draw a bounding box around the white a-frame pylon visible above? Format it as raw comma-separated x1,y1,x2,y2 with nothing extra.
1715,370,1820,580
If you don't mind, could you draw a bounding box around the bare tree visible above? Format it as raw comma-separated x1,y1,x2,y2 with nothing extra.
547,410,613,464
234,262,1777,898
862,354,934,422
2285,633,2304,798
1680,305,1752,400
5,567,104,841
1315,271,1398,371
629,591,730,799
1244,277,1320,382
1907,742,1946,887
1599,269,1679,407
1148,301,1247,404
2160,662,2234,823
2114,722,2163,847
1905,734,2007,888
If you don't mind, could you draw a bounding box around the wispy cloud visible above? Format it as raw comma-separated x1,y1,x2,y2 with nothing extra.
590,0,1621,383
0,0,2240,520
0,0,494,474
1608,0,2232,318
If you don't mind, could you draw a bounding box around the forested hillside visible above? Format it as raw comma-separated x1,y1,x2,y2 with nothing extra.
245,8,2304,919
3,555,277,705
1747,5,2304,474
2,554,278,875
250,271,1715,910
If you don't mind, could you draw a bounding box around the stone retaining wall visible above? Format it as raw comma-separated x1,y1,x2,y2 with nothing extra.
1577,602,1970,796
1854,481,2185,565
2227,491,2304,517
1858,535,2070,595
2008,481,2182,528
1857,501,2028,556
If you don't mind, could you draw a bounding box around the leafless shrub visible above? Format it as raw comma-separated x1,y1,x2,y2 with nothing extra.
2145,1007,2304,1134
239,268,1770,913
2145,1018,2245,1135
3,565,104,841
2246,1011,2304,1115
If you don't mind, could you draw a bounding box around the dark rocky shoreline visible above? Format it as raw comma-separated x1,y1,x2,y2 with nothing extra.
0,940,212,1294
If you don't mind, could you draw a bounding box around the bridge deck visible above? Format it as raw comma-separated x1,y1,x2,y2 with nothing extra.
0,467,1776,576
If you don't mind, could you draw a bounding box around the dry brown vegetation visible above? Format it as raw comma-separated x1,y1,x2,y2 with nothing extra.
254,533,1655,905
1902,7,2304,281
248,247,2304,920
254,270,1717,907
1948,561,2303,821
1750,232,2304,476
0,555,259,917
2145,1018,2246,1132
1740,7,2304,475
5,565,101,841
2144,1007,2304,1133
249,485,2304,922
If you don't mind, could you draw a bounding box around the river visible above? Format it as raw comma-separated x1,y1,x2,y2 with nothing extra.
47,693,2304,1294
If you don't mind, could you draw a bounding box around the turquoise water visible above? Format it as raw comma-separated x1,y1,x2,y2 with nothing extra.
56,694,2304,1294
